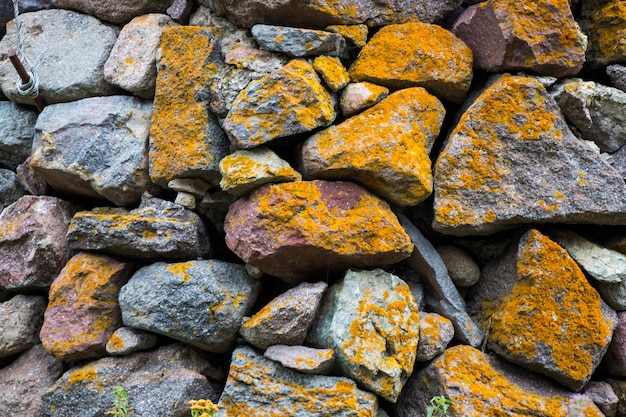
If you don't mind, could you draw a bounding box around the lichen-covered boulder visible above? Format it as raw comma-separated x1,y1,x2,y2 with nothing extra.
301,87,444,206
313,55,350,92
453,0,587,77
415,312,454,362
433,74,626,236
251,25,346,57
224,180,414,283
466,229,617,391
396,345,604,417
307,269,420,403
40,252,133,361
149,26,230,187
580,0,626,66
216,345,378,417
222,59,336,149
349,22,472,103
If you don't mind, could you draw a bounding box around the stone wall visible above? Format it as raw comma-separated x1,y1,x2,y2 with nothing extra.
2,0,626,416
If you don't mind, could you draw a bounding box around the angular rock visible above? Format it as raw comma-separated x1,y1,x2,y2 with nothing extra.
416,312,454,362
583,381,619,417
325,24,368,48
396,345,604,417
106,327,158,356
467,229,617,391
551,79,626,153
51,0,173,24
307,269,419,403
453,0,587,77
0,10,120,105
604,311,626,376
339,82,389,117
0,169,24,211
0,101,38,170
16,157,49,196
580,0,626,66
436,245,481,287
264,345,335,375
240,281,327,349
433,74,626,236
0,345,63,417
166,0,192,22
149,26,230,187
212,0,462,29
224,180,414,283
119,260,261,353
217,345,378,416
608,64,626,93
104,14,179,99
349,22,473,103
40,252,133,361
30,96,156,206
607,379,626,417
223,59,336,149
224,46,289,74
313,55,350,92
66,195,210,260
251,24,345,57
42,343,223,417
209,67,266,119
219,147,302,196
301,87,443,206
0,196,76,291
0,295,46,359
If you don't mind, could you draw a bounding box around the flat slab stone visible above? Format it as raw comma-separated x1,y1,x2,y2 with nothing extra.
349,22,473,103
0,295,47,359
301,87,444,206
251,25,346,57
51,0,173,24
433,74,626,236
224,180,414,283
264,345,335,374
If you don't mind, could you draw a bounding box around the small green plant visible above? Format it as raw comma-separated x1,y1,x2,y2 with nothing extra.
189,399,219,417
426,395,454,417
105,385,132,417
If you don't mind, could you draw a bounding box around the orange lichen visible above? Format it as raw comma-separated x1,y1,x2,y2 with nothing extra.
313,55,350,92
325,24,368,47
107,332,125,351
584,0,626,64
68,367,97,384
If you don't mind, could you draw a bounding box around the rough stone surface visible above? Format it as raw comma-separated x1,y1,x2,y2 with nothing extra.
264,345,335,375
224,180,414,283
42,343,223,417
325,24,369,47
416,312,454,362
607,379,626,417
603,311,626,376
467,229,617,391
339,81,389,117
0,10,120,105
350,22,473,103
608,64,626,93
240,281,327,349
223,59,336,149
212,0,462,29
436,245,481,287
40,252,133,361
307,269,419,403
216,345,378,416
51,0,173,24
0,101,38,170
301,87,444,206
0,196,77,291
0,169,24,211
119,260,261,353
66,195,210,260
396,345,604,417
0,345,63,417
0,295,46,359
104,14,179,98
580,0,626,66
252,25,345,58
31,96,156,206
219,147,302,196
313,55,350,92
149,26,230,187
583,381,619,417
105,327,158,356
453,0,587,77
433,74,626,236
209,67,266,119
16,157,49,196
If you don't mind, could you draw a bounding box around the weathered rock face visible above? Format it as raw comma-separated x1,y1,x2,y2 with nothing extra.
30,96,156,206
51,0,173,23
433,74,626,236
251,25,346,57
0,10,120,105
467,229,616,391
580,0,626,66
307,269,420,403
301,87,444,206
350,22,472,103
224,180,414,283
415,312,454,362
0,168,24,211
0,102,38,170
263,345,335,375
40,252,133,361
0,295,47,359
603,311,626,377
105,326,158,356
453,0,587,77
216,345,379,417
0,196,77,291
119,260,261,353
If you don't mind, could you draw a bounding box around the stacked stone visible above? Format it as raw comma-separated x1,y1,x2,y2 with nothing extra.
2,1,626,417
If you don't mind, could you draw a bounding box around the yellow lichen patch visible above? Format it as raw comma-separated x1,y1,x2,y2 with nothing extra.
349,22,473,102
313,55,350,92
585,0,626,64
485,230,613,386
166,261,197,283
149,26,224,186
68,367,97,384
107,332,125,351
325,24,368,47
